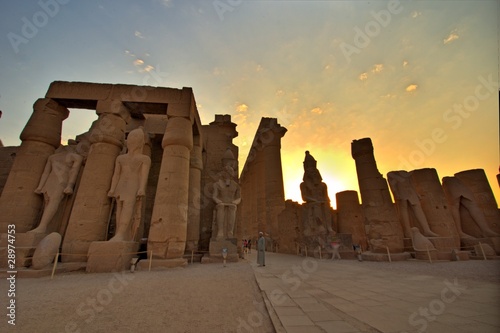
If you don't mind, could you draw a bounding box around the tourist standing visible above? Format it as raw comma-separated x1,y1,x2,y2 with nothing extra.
257,232,266,266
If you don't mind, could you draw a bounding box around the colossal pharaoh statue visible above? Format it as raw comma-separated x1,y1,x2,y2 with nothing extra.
442,176,498,239
388,171,439,238
212,164,241,240
300,151,333,245
29,141,85,234
107,127,151,242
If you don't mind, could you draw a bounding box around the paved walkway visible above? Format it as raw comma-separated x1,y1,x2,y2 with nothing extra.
245,251,500,333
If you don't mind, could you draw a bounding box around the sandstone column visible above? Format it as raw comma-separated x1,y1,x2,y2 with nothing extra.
0,98,68,233
62,100,129,262
262,120,287,244
148,116,193,260
186,141,203,252
351,138,404,253
336,190,368,250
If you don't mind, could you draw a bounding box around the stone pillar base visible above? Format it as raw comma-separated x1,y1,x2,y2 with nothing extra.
414,250,439,261
461,237,495,252
137,258,187,270
361,251,411,262
403,238,413,252
201,238,239,263
0,233,47,268
488,236,500,254
86,241,139,273
428,237,458,252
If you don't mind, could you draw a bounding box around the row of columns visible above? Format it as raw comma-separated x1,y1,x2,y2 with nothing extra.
0,97,200,263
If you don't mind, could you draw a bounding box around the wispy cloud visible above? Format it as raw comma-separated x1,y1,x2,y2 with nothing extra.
134,31,145,39
311,107,323,115
133,59,145,66
411,11,421,18
157,0,173,8
443,29,459,44
372,63,384,73
405,84,418,92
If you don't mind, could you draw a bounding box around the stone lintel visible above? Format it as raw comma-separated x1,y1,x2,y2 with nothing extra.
96,99,132,123
46,81,113,101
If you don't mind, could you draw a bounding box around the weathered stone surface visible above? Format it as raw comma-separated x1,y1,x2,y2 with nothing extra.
62,112,126,262
277,200,302,254
455,169,500,235
32,232,62,270
0,99,68,233
148,116,192,259
86,241,139,273
107,127,151,242
0,146,17,196
205,238,239,262
336,190,368,251
351,138,404,253
406,169,460,249
239,118,286,247
200,115,238,251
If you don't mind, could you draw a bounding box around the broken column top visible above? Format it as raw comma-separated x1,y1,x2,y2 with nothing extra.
351,137,373,159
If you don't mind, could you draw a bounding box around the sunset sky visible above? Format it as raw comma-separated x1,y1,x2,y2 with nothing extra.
0,0,498,206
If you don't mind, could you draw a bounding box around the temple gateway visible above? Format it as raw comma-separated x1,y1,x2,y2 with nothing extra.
0,81,499,275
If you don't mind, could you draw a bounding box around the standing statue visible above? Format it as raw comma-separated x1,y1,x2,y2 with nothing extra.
388,171,439,238
107,128,151,242
442,176,498,238
212,165,241,240
29,142,85,234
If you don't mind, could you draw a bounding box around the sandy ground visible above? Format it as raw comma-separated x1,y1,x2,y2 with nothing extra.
0,258,274,333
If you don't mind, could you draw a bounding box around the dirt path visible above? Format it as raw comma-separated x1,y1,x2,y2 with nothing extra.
0,259,275,333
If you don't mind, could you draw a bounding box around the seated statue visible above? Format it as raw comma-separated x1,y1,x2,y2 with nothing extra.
442,176,498,238
388,171,439,238
300,151,333,238
107,128,151,242
212,165,241,240
30,142,85,234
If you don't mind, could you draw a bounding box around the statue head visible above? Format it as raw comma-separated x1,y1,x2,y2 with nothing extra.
303,150,317,171
126,128,145,153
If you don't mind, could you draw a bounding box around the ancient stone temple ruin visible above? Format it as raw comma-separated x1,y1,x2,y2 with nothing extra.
0,81,499,276
275,139,499,261
0,81,244,273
